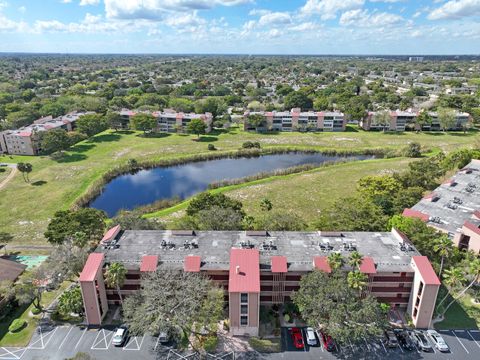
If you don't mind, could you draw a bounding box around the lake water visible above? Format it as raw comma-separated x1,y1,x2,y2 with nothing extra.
90,153,373,217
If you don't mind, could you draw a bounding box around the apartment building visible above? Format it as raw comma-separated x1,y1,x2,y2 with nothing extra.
403,159,480,253
79,228,440,334
0,112,86,156
244,108,346,132
119,109,213,133
360,110,471,131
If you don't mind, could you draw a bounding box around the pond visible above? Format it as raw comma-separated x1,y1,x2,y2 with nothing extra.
90,153,374,217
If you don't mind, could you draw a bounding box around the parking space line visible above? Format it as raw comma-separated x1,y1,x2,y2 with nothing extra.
91,329,113,350
467,330,480,348
453,330,469,354
0,347,24,360
301,329,306,352
75,328,87,349
154,336,161,351
123,336,144,351
58,326,73,350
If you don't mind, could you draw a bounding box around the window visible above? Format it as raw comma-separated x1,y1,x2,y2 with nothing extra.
418,281,424,297
240,293,248,304
240,316,248,326
241,305,248,314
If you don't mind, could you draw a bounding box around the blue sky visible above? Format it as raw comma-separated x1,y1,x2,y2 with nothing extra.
0,0,479,54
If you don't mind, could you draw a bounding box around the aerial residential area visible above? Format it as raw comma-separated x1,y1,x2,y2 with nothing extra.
0,1,480,360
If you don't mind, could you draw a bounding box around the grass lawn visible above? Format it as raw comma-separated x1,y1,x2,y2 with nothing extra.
248,337,281,353
151,157,413,225
0,126,478,248
0,280,73,347
435,294,480,330
0,166,12,183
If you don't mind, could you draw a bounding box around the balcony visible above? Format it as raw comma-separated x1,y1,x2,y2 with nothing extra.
371,287,412,293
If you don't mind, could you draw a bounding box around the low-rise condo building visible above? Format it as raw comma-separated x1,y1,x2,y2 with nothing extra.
79,228,440,334
403,159,480,253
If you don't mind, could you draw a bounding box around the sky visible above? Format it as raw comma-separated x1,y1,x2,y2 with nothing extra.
0,0,479,54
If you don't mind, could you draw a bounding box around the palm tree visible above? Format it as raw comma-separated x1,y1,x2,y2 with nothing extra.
348,251,363,270
436,267,465,312
327,253,344,272
17,162,33,183
347,271,368,295
105,262,127,305
433,236,453,277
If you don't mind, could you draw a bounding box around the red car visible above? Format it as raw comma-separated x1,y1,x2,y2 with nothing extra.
319,331,336,352
290,327,304,349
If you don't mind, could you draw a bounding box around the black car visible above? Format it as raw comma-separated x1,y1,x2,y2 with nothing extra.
395,330,415,351
384,330,398,348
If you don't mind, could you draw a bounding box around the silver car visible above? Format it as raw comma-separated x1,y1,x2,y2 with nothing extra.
112,326,129,346
305,327,317,346
413,330,432,352
426,330,449,352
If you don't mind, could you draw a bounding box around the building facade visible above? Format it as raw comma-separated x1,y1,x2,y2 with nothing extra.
0,112,87,156
119,109,213,133
360,110,471,131
79,228,440,334
403,159,480,253
244,108,346,132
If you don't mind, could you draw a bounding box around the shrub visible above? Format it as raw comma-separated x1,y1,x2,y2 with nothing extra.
9,319,26,333
31,307,42,315
203,336,218,352
208,144,216,151
403,142,422,158
242,141,261,149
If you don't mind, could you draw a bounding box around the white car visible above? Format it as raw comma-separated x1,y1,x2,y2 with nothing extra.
305,327,317,346
112,326,129,346
426,330,449,352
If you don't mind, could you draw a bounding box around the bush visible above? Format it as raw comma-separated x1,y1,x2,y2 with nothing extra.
403,142,422,158
208,144,216,151
242,141,261,149
31,307,42,315
203,336,218,352
9,319,26,333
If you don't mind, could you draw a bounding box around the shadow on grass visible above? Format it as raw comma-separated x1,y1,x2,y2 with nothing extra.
69,143,96,153
198,136,218,143
115,130,135,135
31,180,47,186
54,153,87,163
89,133,122,143
382,131,405,135
345,126,359,132
135,132,171,139
0,302,30,342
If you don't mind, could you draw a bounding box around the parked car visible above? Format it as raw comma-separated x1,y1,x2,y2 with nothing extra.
305,327,317,346
384,330,398,347
290,327,304,349
158,331,169,344
319,331,336,352
112,326,129,346
395,330,415,351
427,330,449,352
412,330,432,352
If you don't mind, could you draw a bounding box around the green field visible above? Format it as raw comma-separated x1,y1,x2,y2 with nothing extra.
0,126,478,248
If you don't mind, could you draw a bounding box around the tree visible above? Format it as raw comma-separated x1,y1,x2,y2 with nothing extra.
284,91,313,110
76,114,108,137
327,253,344,271
372,110,391,131
44,208,106,245
437,108,456,131
247,114,266,132
58,285,84,316
187,118,207,139
106,111,124,131
260,198,273,212
415,110,432,130
40,129,71,154
14,270,46,311
123,270,223,349
403,142,422,158
433,236,453,277
347,271,368,294
17,162,33,183
348,251,363,270
394,156,446,190
292,270,387,344
186,192,243,217
105,262,127,304
46,238,89,282
254,210,306,231
0,280,15,304
0,232,14,255
196,206,244,230
194,97,226,120
357,175,401,199
130,113,157,134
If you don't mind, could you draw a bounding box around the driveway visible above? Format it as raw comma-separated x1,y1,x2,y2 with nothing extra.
0,164,17,191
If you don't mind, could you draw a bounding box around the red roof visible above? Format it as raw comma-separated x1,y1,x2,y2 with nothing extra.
402,208,429,222
359,257,377,274
473,211,480,220
101,225,120,243
79,253,104,282
422,192,438,201
412,256,441,286
229,249,260,293
18,132,31,137
271,256,288,273
140,255,158,272
313,256,332,273
184,255,201,272
464,221,480,236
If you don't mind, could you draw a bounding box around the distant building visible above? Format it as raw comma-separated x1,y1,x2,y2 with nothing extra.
119,109,213,133
244,108,346,132
409,57,424,62
0,112,88,156
403,159,480,253
360,109,471,131
79,228,440,331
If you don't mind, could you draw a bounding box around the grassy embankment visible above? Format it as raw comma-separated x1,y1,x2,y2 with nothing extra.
0,126,478,248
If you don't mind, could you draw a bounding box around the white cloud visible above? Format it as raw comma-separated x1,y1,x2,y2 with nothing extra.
248,9,271,16
266,29,282,38
104,0,253,20
61,0,73,3
301,0,365,20
289,22,318,32
258,12,291,26
369,0,404,3
413,11,422,18
79,0,100,6
428,0,480,20
164,11,206,27
340,9,403,27
18,5,26,13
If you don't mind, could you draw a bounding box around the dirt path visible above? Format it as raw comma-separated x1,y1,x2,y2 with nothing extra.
0,165,17,190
